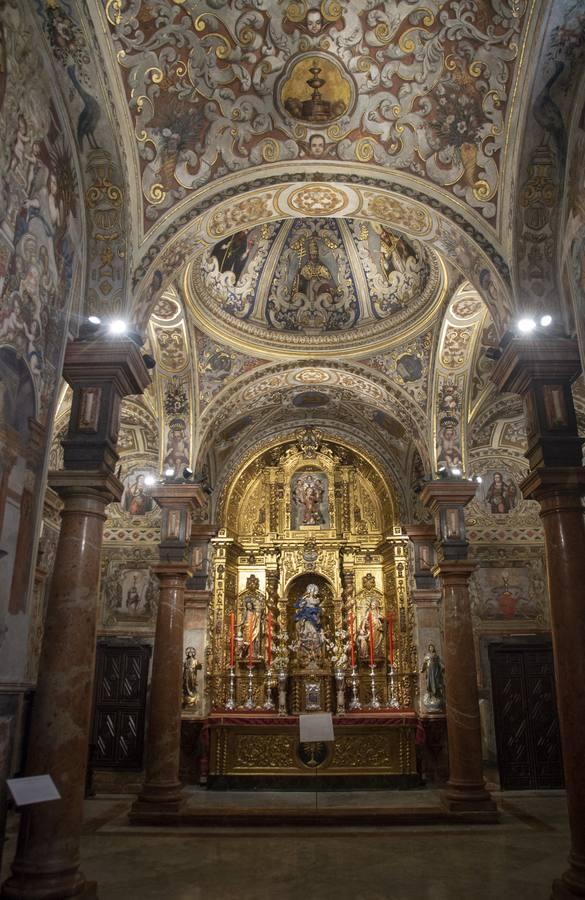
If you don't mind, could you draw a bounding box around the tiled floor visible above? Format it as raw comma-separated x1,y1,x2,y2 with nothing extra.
1,790,571,899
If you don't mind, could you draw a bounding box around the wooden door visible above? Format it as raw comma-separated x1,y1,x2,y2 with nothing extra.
91,642,151,769
489,641,564,790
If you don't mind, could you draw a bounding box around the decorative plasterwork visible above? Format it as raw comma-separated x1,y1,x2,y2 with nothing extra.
186,217,441,356
103,0,529,231
431,283,489,473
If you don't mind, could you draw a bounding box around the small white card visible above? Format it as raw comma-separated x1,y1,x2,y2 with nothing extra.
7,775,61,807
299,712,334,743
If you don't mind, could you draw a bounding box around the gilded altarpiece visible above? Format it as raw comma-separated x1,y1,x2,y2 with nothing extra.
205,433,419,784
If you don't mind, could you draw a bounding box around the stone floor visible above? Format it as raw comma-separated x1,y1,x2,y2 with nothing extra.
1,789,571,899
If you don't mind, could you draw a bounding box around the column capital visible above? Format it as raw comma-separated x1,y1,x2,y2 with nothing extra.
48,469,123,505
150,482,207,512
421,479,476,561
420,480,477,514
62,338,151,397
433,560,477,582
521,467,585,505
151,482,206,563
152,562,192,581
491,335,582,396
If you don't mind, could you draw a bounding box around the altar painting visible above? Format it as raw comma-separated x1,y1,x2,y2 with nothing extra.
291,469,329,529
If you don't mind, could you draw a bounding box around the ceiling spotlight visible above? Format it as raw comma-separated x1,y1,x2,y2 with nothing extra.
475,475,483,483
108,319,127,335
183,467,193,479
451,467,461,476
142,353,156,370
517,317,536,334
88,315,101,325
164,467,175,478
540,314,552,327
144,475,156,487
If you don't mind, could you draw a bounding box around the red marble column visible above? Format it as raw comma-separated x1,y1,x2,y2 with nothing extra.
131,484,205,822
1,339,149,900
421,481,496,817
492,336,585,899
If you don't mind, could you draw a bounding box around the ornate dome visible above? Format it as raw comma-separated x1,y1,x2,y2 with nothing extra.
186,218,445,357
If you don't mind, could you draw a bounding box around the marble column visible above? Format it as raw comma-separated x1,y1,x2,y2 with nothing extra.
1,338,150,900
131,483,205,822
421,481,496,817
492,336,585,898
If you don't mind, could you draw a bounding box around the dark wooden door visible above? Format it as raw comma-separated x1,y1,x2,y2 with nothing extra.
489,641,564,790
90,643,151,769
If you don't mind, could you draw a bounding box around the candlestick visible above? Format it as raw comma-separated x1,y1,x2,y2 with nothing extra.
368,610,375,666
249,615,253,669
368,664,381,710
267,611,272,667
277,669,287,715
387,664,400,709
226,665,236,710
349,611,355,668
263,666,275,711
229,612,235,668
244,665,255,709
388,612,394,667
349,666,361,711
335,669,346,714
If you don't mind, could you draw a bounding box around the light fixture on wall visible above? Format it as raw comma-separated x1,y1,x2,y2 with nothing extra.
164,467,175,478
517,317,536,334
144,475,156,487
108,319,128,335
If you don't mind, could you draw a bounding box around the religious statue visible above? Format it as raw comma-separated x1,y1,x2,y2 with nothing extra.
421,643,445,711
292,471,327,526
357,596,385,660
485,472,517,514
294,582,324,660
182,646,202,709
236,596,263,662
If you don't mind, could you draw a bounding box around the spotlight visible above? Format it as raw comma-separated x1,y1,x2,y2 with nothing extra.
88,315,101,325
142,353,156,370
451,467,461,476
144,475,156,487
183,467,193,479
517,317,536,334
165,467,175,478
540,314,552,327
108,319,127,335
475,475,483,484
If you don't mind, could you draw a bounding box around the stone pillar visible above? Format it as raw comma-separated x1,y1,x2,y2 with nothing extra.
420,481,496,817
1,338,150,900
131,483,205,822
492,336,585,898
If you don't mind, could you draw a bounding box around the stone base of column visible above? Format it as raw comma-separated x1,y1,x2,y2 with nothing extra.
551,857,585,899
1,873,97,900
129,781,183,823
441,781,498,819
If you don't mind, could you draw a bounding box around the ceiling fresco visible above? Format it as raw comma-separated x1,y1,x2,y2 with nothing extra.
103,0,530,233
187,216,439,354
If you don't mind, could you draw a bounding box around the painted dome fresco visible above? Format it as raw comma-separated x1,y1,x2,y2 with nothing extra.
187,218,444,357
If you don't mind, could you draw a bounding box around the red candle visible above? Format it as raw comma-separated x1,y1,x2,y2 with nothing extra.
249,615,254,668
229,612,235,668
368,610,375,666
349,611,355,668
388,613,394,668
267,611,272,666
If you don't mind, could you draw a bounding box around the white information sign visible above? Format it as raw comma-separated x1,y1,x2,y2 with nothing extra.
7,775,61,807
299,712,335,743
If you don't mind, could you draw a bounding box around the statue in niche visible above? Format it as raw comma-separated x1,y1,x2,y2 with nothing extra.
357,594,385,660
236,579,264,662
421,643,445,711
292,470,328,528
294,583,324,661
182,647,202,709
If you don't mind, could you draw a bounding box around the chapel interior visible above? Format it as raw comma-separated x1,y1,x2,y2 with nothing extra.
1,1,585,898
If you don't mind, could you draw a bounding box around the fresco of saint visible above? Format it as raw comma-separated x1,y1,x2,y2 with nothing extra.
292,471,327,527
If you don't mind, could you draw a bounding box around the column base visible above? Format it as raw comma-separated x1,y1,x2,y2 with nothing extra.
129,781,183,824
1,873,97,900
441,783,498,819
551,858,585,899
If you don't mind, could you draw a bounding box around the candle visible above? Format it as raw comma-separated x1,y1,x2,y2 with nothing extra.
368,610,375,666
229,612,235,668
249,615,254,668
388,613,394,668
349,611,355,668
267,611,272,666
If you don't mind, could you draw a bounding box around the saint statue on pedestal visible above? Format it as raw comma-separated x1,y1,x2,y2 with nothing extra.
421,643,445,711
237,597,263,662
294,582,324,661
182,646,202,709
357,596,385,660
